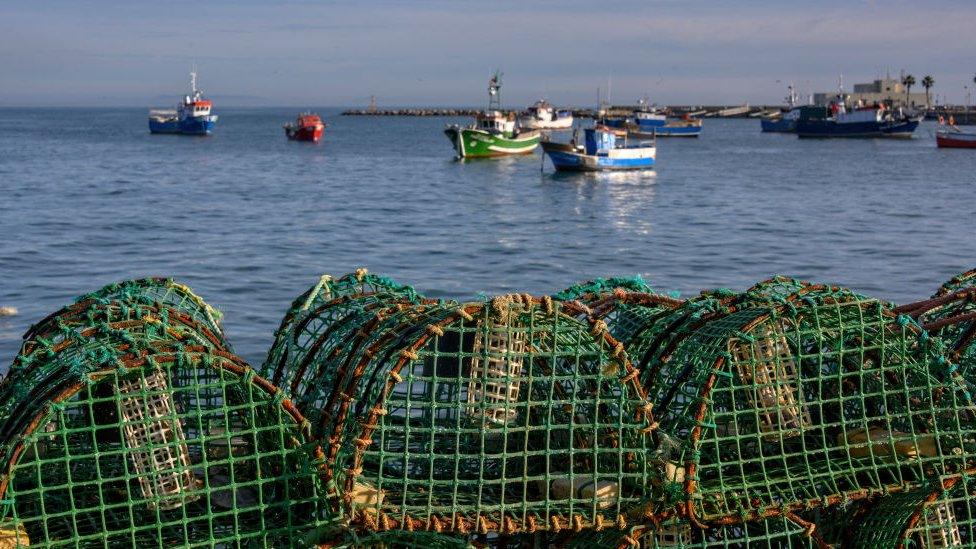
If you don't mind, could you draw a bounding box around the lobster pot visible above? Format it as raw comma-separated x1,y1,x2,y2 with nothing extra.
466,316,526,425
320,298,655,538
260,271,424,412
115,369,198,510
0,283,326,547
643,296,975,526
0,353,326,547
848,476,976,548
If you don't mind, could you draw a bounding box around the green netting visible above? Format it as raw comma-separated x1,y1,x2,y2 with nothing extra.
260,271,428,430
37,277,227,343
846,472,976,548
897,268,976,387
289,292,657,538
0,283,328,547
565,511,835,548
552,276,657,304
643,293,975,526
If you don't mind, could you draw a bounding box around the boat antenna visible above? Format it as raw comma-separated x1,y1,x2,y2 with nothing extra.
488,69,503,111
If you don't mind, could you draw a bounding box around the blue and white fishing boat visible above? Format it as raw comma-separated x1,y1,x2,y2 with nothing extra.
148,71,218,135
796,97,920,138
603,98,703,137
541,127,655,172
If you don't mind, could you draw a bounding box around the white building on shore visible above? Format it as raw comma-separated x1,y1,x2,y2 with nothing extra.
814,77,928,108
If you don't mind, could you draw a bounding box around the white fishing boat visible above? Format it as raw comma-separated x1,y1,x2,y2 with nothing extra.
519,99,574,130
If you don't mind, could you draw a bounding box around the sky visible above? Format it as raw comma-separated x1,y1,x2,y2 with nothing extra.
1,0,975,107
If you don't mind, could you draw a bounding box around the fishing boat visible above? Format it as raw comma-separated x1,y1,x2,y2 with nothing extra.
284,112,325,142
795,97,920,138
148,71,218,135
761,84,804,133
604,98,702,137
936,119,976,148
541,126,655,172
519,99,574,130
444,71,541,158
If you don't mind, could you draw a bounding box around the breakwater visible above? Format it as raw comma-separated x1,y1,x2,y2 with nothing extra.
342,104,786,118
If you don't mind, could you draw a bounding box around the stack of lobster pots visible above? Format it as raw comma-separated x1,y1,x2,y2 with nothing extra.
2,269,975,548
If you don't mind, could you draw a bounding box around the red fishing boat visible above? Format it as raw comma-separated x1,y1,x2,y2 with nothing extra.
937,117,976,148
284,112,325,142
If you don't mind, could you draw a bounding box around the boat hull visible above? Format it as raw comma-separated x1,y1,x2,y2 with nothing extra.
285,125,325,142
541,142,655,172
149,115,217,135
633,120,702,137
760,118,796,133
936,130,976,148
444,127,541,158
796,118,919,138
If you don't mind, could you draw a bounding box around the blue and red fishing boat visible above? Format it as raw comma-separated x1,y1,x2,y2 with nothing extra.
148,72,218,135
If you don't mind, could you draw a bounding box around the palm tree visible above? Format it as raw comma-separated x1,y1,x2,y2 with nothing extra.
902,74,916,106
922,75,935,107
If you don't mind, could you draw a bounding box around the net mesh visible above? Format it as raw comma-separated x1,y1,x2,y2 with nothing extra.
897,268,976,389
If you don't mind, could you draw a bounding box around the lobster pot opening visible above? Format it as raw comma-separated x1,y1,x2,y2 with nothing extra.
115,369,198,510
847,477,975,548
914,501,965,547
901,477,976,548
465,315,526,425
727,319,811,437
261,271,424,412
1,354,325,547
646,298,975,524
332,300,655,536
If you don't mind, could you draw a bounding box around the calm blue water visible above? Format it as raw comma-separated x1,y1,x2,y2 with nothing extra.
1,108,974,368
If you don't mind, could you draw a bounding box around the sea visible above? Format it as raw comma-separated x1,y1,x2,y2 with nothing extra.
1,107,974,369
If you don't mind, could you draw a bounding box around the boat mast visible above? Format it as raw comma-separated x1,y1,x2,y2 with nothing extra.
488,69,502,112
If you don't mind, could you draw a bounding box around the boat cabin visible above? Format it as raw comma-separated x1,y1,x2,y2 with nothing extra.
584,128,652,154
186,99,212,116
476,111,517,135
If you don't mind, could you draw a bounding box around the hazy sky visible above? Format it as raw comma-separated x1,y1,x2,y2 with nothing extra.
2,0,975,107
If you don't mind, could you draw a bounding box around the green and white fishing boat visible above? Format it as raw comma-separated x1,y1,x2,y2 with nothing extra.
444,71,540,159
